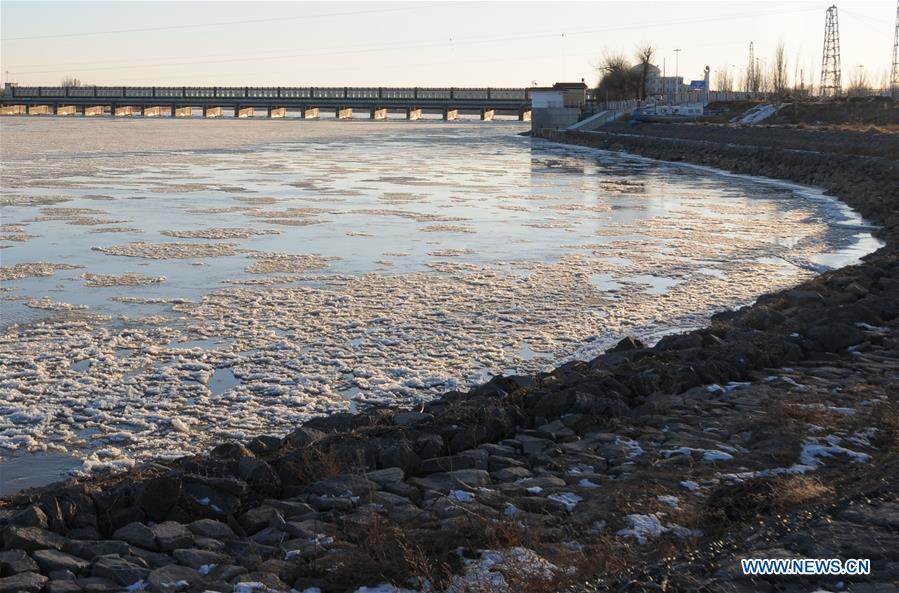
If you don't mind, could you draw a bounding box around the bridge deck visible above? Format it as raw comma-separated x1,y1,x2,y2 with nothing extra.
2,85,532,111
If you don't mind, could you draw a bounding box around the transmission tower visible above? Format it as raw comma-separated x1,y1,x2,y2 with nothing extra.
820,4,842,97
891,0,898,97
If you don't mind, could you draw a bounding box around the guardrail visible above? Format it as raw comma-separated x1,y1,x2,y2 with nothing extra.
5,86,533,101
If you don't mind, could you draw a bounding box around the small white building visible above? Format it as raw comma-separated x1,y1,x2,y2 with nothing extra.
530,89,565,109
530,86,580,131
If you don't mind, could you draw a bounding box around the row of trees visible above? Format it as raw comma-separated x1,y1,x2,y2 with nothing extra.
716,43,887,98
599,42,890,104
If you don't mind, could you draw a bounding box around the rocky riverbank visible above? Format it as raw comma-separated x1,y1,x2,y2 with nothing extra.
1,123,897,593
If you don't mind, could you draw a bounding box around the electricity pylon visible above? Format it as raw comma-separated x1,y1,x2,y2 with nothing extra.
820,5,843,97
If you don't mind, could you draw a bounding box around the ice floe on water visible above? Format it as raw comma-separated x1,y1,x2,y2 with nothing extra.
0,119,881,481
93,241,244,259
161,227,282,239
0,261,82,281
82,273,167,287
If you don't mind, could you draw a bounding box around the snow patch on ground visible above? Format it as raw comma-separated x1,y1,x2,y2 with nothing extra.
448,489,475,503
547,492,583,511
617,514,701,544
721,434,871,482
446,547,559,593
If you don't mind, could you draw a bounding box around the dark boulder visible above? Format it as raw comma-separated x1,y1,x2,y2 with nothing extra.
608,336,647,352
90,556,150,586
0,572,47,593
379,440,420,474
139,477,182,523
2,526,69,553
0,549,39,575
806,322,865,352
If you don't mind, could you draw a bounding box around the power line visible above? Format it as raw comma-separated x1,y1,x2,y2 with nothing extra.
5,5,820,79
0,2,464,42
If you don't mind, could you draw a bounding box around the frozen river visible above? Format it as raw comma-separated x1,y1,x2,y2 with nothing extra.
0,117,880,493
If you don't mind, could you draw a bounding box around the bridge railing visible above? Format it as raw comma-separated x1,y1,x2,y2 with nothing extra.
184,87,215,98
489,88,529,100
155,87,184,98
247,87,278,98
345,87,377,99
313,87,346,99
280,88,312,99
3,85,533,102
125,87,151,97
451,88,489,99
216,87,244,98
40,86,66,96
380,88,412,99
412,88,447,99
11,87,41,97
96,87,124,97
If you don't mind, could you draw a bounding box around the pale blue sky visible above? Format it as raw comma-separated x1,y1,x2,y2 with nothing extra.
1,1,895,88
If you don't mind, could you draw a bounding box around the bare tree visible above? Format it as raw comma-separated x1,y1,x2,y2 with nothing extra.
771,42,789,103
745,58,761,93
847,66,870,97
876,69,890,94
61,76,81,87
595,52,641,102
714,65,733,92
757,61,771,95
635,44,655,100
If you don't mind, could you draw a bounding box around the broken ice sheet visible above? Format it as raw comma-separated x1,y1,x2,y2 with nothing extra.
0,120,879,480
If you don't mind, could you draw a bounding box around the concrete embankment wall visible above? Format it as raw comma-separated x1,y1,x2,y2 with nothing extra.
530,107,580,132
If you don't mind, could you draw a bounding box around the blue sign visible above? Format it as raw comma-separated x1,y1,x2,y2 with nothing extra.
690,80,707,90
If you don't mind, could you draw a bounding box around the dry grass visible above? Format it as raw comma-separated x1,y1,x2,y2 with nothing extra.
767,399,845,428
289,445,357,483
776,476,831,505
702,475,831,532
350,517,452,588
298,515,454,590
867,398,899,453
826,123,899,134
571,534,636,578
294,505,633,592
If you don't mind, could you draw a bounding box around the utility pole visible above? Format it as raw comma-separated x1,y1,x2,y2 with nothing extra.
662,57,666,102
674,48,681,104
820,4,842,97
748,42,755,94
891,0,898,98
